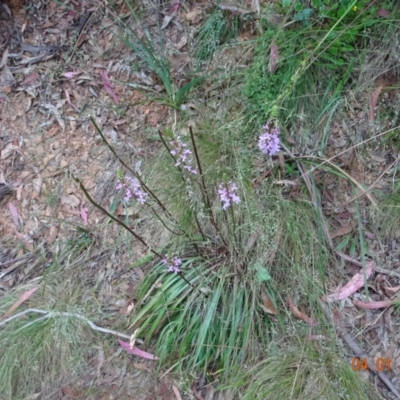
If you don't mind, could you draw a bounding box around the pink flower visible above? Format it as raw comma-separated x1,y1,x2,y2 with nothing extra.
218,182,240,210
116,176,148,204
162,255,182,273
169,136,197,174
258,121,280,156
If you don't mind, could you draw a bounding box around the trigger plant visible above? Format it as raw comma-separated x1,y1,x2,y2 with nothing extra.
76,117,280,380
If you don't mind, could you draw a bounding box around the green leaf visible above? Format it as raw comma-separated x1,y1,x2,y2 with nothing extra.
311,0,322,8
320,52,345,66
282,0,291,7
253,262,271,282
257,269,271,282
294,8,313,21
131,253,155,267
294,2,303,12
337,6,350,18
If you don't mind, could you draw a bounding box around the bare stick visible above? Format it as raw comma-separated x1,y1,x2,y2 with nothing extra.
0,308,144,344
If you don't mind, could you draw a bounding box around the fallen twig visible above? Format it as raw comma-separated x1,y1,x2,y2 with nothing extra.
0,252,44,280
336,251,400,279
0,308,144,344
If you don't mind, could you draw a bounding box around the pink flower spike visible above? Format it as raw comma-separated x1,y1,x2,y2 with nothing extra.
258,121,280,156
162,255,182,273
116,176,148,205
218,182,240,210
169,136,197,174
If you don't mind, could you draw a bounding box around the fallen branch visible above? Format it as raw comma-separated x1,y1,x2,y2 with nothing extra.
336,251,400,280
0,308,144,344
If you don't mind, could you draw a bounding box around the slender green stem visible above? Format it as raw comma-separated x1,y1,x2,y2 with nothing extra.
228,199,238,245
72,175,163,260
93,118,204,247
149,205,184,236
91,117,173,218
158,129,207,241
189,125,228,247
74,175,205,290
178,272,198,292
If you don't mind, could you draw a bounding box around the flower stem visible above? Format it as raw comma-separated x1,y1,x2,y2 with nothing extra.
189,125,228,247
91,117,174,221
73,175,163,260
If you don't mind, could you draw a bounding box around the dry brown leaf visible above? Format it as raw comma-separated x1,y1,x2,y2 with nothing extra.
133,362,151,372
61,385,81,398
322,261,373,302
287,295,316,325
383,284,400,295
60,194,80,208
170,53,191,71
32,176,43,196
46,225,59,245
94,346,104,378
133,267,145,281
260,290,277,315
191,382,205,400
8,201,22,228
1,143,21,159
330,220,356,239
172,385,183,400
0,48,9,69
186,7,202,24
161,11,178,30
364,231,376,239
125,302,135,316
214,3,251,15
15,231,34,251
1,287,38,319
41,103,65,131
268,41,279,73
22,72,40,86
353,299,394,309
369,85,383,122
16,184,23,201
244,230,260,256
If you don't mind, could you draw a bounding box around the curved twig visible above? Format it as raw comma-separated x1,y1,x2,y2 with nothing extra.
0,308,144,344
